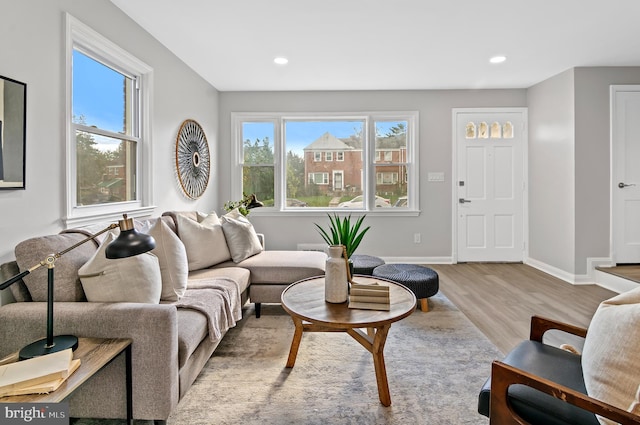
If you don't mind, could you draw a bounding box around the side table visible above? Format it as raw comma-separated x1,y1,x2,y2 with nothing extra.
0,337,133,425
281,275,416,406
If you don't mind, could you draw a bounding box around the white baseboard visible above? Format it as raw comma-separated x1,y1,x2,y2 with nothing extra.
524,257,593,285
594,270,639,293
525,256,635,293
380,256,453,264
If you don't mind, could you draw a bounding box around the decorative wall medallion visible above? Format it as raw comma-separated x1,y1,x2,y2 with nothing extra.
175,119,210,199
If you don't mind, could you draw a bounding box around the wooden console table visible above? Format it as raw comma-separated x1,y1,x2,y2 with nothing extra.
0,337,133,425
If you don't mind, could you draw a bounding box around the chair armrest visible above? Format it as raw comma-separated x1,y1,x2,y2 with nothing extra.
529,315,587,343
490,360,640,425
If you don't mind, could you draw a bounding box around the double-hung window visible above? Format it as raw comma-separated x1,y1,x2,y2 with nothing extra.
65,14,153,226
232,112,418,211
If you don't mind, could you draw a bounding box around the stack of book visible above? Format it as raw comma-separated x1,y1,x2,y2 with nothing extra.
348,282,390,311
0,348,81,397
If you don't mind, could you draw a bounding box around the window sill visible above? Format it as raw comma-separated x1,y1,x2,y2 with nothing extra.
245,208,421,218
64,205,156,229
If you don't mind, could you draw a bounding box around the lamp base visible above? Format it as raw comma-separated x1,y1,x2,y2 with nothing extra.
19,335,79,360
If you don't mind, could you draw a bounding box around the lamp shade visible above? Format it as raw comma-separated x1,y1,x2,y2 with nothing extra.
105,215,156,259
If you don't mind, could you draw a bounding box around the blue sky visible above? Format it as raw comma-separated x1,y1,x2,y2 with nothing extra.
72,50,127,151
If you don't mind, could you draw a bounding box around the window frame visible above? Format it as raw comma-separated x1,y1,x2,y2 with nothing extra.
65,14,154,227
231,111,419,214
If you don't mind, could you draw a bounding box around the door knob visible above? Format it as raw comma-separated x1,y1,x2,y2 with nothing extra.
618,182,636,188
459,198,471,203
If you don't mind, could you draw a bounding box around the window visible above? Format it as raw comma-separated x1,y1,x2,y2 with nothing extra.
240,121,275,206
65,14,153,226
232,112,418,211
308,172,329,185
377,172,399,184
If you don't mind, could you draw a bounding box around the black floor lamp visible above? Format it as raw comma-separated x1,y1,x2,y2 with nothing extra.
0,214,155,360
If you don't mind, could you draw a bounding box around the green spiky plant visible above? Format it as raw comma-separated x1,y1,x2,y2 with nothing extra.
314,213,370,259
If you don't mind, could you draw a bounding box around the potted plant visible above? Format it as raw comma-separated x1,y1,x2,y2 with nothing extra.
314,213,370,260
224,194,263,216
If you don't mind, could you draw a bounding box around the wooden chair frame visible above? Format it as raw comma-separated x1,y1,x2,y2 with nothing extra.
489,316,640,425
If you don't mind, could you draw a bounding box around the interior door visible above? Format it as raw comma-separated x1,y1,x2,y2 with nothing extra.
455,109,526,262
612,86,640,263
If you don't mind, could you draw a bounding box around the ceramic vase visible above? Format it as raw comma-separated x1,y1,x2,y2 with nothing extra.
325,245,348,303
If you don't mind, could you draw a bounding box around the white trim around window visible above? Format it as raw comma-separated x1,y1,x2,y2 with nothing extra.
231,111,420,215
64,14,154,227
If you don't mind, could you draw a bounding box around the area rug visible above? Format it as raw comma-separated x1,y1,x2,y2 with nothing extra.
73,293,501,424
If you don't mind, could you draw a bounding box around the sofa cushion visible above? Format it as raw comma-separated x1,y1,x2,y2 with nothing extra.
78,232,162,303
177,213,232,271
220,209,263,263
216,250,326,284
189,267,251,295
582,286,640,424
15,232,96,302
176,307,209,369
147,219,188,301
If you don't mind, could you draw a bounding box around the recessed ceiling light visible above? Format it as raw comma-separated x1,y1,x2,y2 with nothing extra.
274,57,289,65
489,55,507,64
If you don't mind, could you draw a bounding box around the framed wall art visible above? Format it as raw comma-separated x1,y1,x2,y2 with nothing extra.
0,75,26,190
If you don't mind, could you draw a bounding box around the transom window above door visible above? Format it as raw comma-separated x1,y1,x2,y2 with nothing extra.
465,121,514,139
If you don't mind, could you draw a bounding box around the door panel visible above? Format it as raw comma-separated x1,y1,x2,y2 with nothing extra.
613,88,640,263
456,110,525,262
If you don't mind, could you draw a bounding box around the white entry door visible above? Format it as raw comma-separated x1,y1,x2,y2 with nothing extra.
454,109,526,262
612,86,640,263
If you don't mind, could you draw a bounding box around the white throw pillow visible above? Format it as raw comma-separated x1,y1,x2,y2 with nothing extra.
177,213,231,271
582,286,640,424
78,232,162,303
221,208,263,263
147,219,188,301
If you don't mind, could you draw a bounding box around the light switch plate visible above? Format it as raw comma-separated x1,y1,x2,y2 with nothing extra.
428,172,445,182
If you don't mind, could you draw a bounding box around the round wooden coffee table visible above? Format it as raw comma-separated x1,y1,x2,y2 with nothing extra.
281,275,416,406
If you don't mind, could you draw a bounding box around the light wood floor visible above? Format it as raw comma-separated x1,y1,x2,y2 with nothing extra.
428,263,617,354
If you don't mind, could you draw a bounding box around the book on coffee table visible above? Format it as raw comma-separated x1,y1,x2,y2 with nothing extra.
349,282,390,311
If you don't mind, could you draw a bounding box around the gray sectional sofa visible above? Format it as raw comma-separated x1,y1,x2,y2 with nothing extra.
0,211,326,423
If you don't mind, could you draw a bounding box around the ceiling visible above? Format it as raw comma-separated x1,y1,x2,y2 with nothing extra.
110,0,640,92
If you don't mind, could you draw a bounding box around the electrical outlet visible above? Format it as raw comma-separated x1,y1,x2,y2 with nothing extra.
414,233,421,243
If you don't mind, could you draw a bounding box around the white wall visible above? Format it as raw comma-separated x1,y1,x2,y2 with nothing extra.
574,67,640,274
218,89,527,257
0,1,219,303
527,67,640,279
527,69,576,274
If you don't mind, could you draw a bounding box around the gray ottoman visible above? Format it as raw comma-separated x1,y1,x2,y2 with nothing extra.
372,264,439,312
351,254,385,276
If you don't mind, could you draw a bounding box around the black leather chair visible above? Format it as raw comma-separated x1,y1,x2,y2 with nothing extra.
478,315,640,425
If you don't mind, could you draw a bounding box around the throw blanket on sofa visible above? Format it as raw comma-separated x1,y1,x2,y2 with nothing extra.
174,277,242,343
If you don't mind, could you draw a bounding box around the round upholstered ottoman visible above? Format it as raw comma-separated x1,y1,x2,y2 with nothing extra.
351,254,385,276
372,264,439,312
